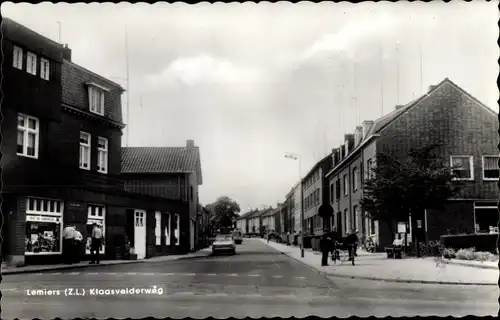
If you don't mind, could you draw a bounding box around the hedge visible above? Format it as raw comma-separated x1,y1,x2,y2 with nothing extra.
439,233,498,253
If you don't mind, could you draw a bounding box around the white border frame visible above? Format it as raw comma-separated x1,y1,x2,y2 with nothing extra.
482,155,499,181
450,155,474,181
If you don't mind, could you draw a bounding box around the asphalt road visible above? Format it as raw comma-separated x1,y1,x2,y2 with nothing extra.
2,238,497,319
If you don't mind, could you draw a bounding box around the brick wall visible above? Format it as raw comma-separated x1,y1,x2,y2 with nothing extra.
124,174,181,200
61,61,123,124
377,81,498,200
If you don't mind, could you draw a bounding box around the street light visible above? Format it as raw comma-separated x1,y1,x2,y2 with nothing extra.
285,152,304,258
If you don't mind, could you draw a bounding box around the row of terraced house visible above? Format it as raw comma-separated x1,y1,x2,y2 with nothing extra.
1,18,211,266
236,78,498,250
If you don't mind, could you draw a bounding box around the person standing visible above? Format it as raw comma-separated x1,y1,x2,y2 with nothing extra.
320,232,331,266
346,229,359,261
63,225,76,264
74,228,83,263
90,223,103,264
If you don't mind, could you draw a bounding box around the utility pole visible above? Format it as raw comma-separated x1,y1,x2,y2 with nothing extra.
380,45,384,117
125,24,130,147
396,40,400,105
57,22,61,43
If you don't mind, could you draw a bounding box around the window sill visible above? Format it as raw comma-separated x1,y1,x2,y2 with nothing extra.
17,153,38,160
79,167,91,171
89,110,105,117
483,178,499,181
98,170,108,175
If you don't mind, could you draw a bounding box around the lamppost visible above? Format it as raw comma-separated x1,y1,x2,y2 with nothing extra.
285,152,304,258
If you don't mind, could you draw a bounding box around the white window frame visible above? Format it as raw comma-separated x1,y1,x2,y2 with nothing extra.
97,137,108,174
450,156,474,181
482,155,499,181
25,198,64,255
352,167,359,191
79,132,91,170
165,213,171,246
155,211,162,245
174,214,180,246
343,174,348,196
86,204,106,255
26,52,37,75
13,45,23,70
17,113,40,159
88,85,106,116
40,58,50,81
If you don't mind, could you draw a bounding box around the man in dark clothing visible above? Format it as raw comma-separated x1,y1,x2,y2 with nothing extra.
329,227,340,261
346,229,359,261
319,232,331,266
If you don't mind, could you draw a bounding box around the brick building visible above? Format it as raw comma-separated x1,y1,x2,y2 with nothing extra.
121,142,203,254
325,78,499,249
1,18,193,265
301,154,334,236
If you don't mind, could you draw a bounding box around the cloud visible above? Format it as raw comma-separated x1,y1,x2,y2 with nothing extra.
145,54,263,88
301,13,403,60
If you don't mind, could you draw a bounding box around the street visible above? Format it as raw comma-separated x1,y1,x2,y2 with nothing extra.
2,239,497,319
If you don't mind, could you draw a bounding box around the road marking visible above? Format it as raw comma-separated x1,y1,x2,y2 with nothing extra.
228,273,238,276
295,276,306,279
248,274,260,277
52,272,61,275
126,272,137,275
272,275,283,278
205,273,217,276
2,288,17,292
161,273,176,276
174,292,196,296
87,272,98,275
179,273,196,276
142,272,155,276
69,272,80,275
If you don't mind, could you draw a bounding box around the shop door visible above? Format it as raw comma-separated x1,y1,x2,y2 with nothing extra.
134,210,146,259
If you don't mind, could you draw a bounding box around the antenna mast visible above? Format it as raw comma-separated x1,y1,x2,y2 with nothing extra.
125,24,130,147
419,43,423,95
396,41,400,104
380,45,384,116
57,22,61,43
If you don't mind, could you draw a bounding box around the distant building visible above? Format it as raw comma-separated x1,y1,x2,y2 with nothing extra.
121,140,203,254
326,78,498,248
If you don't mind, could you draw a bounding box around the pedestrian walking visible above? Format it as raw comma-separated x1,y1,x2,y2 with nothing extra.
62,225,76,264
320,232,331,266
89,223,103,264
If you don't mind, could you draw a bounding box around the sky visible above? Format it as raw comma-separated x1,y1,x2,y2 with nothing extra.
3,2,498,213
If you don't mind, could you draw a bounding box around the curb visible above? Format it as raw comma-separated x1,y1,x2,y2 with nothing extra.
440,260,497,270
2,251,213,275
262,240,497,287
2,260,146,275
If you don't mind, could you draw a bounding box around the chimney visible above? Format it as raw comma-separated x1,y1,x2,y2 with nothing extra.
428,85,438,93
354,126,363,146
62,44,71,61
362,120,374,139
186,139,195,149
395,104,405,110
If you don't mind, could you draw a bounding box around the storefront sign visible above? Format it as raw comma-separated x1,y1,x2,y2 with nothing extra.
68,202,82,208
26,215,61,223
397,223,407,233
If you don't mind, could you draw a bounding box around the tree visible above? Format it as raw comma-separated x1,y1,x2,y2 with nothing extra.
206,196,241,230
360,144,462,256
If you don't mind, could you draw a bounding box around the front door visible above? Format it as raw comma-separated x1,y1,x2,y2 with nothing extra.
134,210,146,259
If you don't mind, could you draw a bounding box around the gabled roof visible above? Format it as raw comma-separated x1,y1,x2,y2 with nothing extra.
236,210,257,220
302,153,333,182
121,147,203,185
325,77,497,178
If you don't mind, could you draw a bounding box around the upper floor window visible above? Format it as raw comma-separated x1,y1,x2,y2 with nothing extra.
450,156,473,180
88,85,105,116
26,52,37,75
17,113,39,159
97,137,108,174
335,179,341,200
352,167,359,191
79,132,91,170
367,158,374,179
13,45,23,70
88,204,105,218
330,183,334,203
482,156,499,180
40,58,50,81
343,174,348,196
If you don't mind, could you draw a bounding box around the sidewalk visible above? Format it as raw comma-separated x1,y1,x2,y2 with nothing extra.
2,248,212,275
262,239,497,286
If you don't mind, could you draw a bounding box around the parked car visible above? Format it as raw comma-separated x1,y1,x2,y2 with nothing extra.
212,234,236,255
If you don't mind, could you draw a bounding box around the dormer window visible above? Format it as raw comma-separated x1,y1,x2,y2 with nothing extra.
345,141,349,155
87,83,109,116
13,46,23,70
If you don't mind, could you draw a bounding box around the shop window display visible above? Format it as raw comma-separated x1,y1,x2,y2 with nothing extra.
25,198,63,255
86,205,106,255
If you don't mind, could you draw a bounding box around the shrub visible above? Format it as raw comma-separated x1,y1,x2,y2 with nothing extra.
455,248,476,260
442,247,456,259
440,233,497,252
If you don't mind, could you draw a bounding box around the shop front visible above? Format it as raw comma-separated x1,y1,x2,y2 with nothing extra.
24,197,64,263
86,205,106,255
